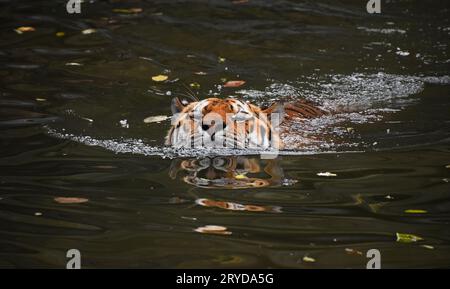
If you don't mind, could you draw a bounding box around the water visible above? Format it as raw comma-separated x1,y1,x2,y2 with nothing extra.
0,0,449,268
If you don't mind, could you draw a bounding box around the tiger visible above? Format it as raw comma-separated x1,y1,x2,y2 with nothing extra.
165,97,326,149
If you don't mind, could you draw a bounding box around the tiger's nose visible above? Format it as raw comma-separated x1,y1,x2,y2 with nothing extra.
201,122,227,131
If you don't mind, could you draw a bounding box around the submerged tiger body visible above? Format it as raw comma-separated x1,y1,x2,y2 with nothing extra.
165,97,327,149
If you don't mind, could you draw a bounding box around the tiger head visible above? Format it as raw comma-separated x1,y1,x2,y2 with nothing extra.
165,97,284,149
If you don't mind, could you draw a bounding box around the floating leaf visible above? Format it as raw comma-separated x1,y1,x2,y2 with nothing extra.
143,115,169,123
189,82,201,89
56,31,65,37
404,209,427,214
218,57,226,63
35,98,47,102
445,164,450,169
396,232,423,243
112,8,143,14
81,117,93,123
34,212,42,216
15,26,35,34
317,172,337,177
302,256,316,263
65,62,83,66
194,71,207,75
214,255,244,265
94,165,116,169
151,74,168,82
82,28,97,35
54,197,89,204
421,245,434,250
345,248,363,256
195,225,231,235
223,80,246,88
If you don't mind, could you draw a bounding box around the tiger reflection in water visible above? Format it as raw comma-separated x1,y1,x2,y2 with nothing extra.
169,156,285,189
169,156,292,213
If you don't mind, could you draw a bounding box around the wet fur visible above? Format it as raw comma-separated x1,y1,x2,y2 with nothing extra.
166,97,327,148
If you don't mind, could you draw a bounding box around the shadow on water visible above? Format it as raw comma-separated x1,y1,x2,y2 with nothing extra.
0,0,449,268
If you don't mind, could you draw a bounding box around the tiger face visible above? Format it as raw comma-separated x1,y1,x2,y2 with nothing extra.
165,97,284,149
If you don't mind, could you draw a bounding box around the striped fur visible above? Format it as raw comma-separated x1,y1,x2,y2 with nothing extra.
165,97,326,149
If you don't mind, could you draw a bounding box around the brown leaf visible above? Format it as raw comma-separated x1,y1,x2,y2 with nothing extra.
223,80,246,88
195,225,232,235
112,8,143,14
54,197,89,204
15,26,35,34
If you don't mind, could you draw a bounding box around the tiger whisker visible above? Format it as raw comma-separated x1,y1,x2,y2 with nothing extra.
182,83,199,101
176,92,199,102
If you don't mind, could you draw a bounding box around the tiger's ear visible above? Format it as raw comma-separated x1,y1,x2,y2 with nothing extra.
262,102,285,123
171,97,186,115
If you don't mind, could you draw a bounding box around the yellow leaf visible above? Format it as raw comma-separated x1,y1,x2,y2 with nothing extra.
151,75,168,82
302,256,316,263
190,82,200,89
396,232,423,243
218,57,226,63
56,31,65,37
15,26,35,34
35,98,47,102
404,209,427,214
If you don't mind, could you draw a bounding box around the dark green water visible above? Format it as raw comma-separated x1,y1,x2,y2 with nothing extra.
0,0,449,268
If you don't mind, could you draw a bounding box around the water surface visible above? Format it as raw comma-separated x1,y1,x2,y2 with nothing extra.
0,0,449,268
